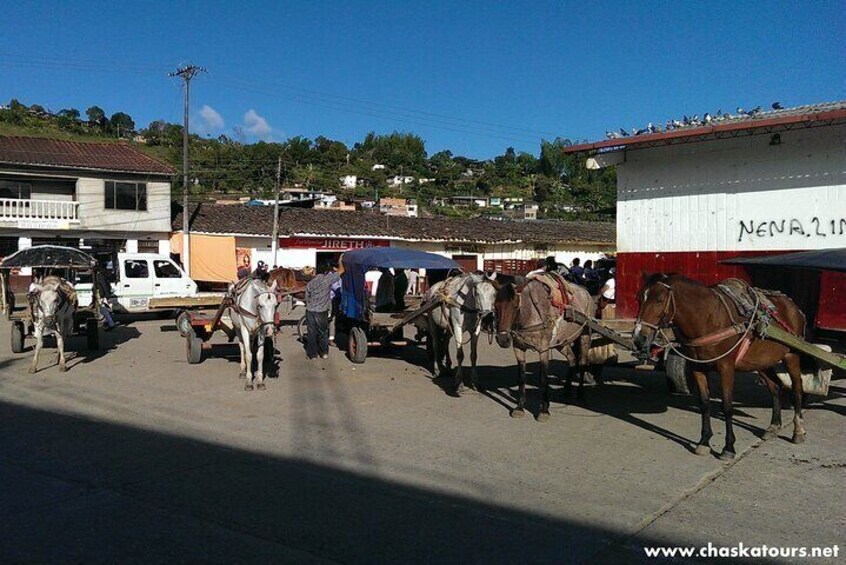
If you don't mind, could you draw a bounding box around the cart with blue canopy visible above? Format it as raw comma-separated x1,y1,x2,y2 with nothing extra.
337,247,462,363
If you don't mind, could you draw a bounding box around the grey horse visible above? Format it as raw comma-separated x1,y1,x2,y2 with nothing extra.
494,277,595,421
228,278,278,390
427,273,498,394
28,276,77,374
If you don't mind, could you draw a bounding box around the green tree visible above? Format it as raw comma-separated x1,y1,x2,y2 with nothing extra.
86,106,107,127
109,112,135,136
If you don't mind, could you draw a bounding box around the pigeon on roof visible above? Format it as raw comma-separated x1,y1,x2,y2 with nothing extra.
619,128,630,137
606,130,622,139
703,113,712,124
772,102,783,110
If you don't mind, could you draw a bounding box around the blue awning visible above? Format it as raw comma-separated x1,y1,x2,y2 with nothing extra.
340,248,462,320
342,248,461,271
721,249,846,272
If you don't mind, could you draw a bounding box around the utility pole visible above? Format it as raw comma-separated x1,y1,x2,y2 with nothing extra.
271,155,282,267
169,64,206,276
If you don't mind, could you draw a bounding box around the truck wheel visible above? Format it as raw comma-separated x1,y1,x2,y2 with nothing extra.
187,331,203,364
86,319,100,350
176,311,192,338
11,321,24,353
347,326,368,364
665,352,690,394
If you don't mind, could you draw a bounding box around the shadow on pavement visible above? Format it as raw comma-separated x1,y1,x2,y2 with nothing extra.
0,398,700,564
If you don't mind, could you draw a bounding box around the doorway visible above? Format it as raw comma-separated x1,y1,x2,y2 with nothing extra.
451,254,478,273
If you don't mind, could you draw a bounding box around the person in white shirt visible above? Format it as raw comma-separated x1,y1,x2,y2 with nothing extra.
597,268,616,317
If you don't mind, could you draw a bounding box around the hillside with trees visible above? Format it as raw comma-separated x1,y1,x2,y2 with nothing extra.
0,98,615,220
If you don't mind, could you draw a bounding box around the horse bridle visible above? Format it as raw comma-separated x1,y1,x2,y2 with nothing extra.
230,289,277,335
29,287,69,328
635,280,676,352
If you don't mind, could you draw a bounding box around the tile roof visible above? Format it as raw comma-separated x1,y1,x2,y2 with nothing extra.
174,204,615,246
563,100,846,153
0,136,176,175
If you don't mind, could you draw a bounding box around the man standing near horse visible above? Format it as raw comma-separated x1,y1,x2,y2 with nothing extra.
304,262,344,359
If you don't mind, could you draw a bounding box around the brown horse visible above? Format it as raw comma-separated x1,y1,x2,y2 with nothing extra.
494,277,594,421
266,266,314,301
633,273,808,460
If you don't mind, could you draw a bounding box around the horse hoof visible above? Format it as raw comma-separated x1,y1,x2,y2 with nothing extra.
718,450,735,461
59,365,67,373
791,433,806,445
244,384,254,391
762,427,779,441
28,367,36,374
510,408,525,419
238,372,247,380
694,444,711,456
536,411,550,423
257,383,266,391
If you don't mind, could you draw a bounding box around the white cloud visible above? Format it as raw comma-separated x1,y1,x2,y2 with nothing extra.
196,105,224,133
243,109,272,139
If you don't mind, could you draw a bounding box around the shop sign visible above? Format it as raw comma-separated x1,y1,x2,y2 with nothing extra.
279,237,389,250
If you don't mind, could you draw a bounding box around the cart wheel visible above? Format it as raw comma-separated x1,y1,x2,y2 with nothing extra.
665,352,690,394
297,315,307,341
187,331,203,364
11,321,25,353
347,326,368,364
86,319,100,350
176,311,192,338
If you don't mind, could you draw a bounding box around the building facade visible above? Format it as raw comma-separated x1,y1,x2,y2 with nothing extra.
564,101,846,329
0,136,175,262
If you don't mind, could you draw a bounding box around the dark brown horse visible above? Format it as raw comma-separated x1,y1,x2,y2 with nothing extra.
266,266,314,301
633,273,808,460
494,278,594,421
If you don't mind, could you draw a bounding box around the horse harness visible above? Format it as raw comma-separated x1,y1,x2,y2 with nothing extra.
638,278,794,365
228,286,277,337
506,280,589,354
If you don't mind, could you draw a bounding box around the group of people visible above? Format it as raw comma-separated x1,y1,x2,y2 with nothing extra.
525,255,616,316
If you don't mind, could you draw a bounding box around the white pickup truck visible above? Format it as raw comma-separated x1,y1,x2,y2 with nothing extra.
76,253,200,313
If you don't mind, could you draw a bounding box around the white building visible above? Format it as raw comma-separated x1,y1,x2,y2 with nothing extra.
387,175,415,186
564,100,846,329
340,175,358,189
174,205,614,280
0,136,175,266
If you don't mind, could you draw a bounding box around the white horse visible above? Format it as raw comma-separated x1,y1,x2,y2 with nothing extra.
28,276,77,374
228,278,278,390
427,273,498,394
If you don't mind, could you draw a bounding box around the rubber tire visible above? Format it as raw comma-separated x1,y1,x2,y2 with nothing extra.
11,321,24,353
86,319,100,350
176,311,192,338
187,332,203,364
347,326,368,364
665,352,690,394
297,315,307,341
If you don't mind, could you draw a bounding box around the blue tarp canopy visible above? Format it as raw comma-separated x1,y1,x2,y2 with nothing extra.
721,248,846,273
341,248,462,320
342,248,461,271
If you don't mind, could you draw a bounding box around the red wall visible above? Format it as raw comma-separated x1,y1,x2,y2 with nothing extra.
817,271,846,331
616,251,844,331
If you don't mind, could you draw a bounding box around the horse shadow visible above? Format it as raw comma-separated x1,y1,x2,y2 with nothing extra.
466,358,804,454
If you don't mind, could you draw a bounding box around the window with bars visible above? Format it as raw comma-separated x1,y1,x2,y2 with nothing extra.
105,181,147,211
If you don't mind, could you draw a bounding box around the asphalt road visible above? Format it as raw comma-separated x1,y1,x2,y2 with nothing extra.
0,312,843,564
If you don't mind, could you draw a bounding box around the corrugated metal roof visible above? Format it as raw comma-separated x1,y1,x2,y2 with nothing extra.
0,136,176,175
563,100,846,154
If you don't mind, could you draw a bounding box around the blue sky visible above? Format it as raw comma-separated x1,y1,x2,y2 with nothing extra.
1,1,844,159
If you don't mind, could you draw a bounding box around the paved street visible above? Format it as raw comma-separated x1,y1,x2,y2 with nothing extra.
0,313,843,563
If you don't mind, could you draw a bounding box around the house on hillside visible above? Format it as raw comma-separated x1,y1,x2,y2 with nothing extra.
378,197,418,217
0,136,175,263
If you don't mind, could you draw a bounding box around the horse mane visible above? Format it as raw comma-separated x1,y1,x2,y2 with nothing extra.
496,281,517,302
